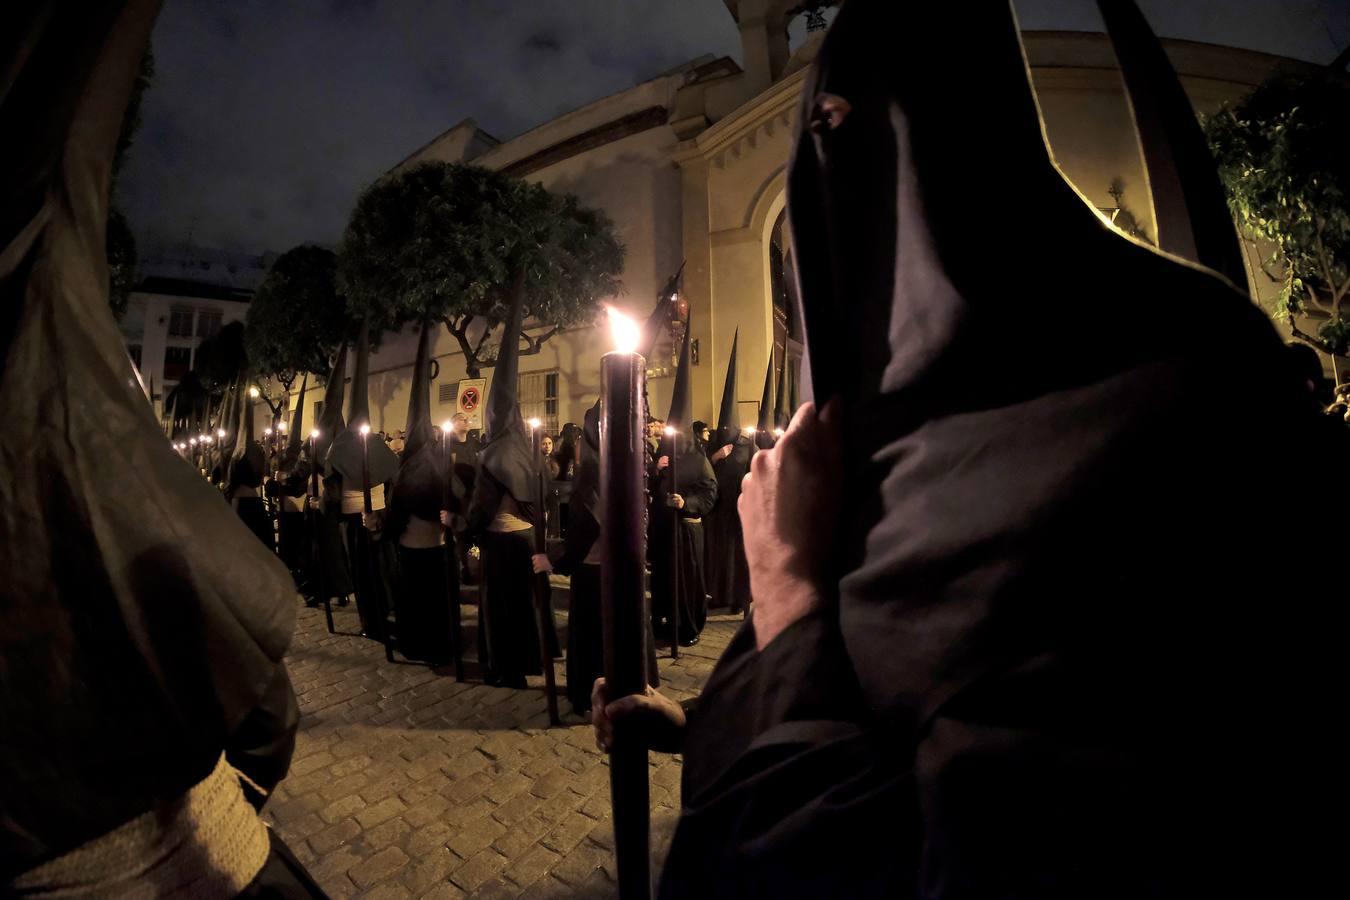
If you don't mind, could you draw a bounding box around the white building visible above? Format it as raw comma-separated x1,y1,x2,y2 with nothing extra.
120,245,271,421
277,2,1315,439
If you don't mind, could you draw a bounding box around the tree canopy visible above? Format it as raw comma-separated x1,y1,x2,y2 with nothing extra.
338,162,624,376
1206,71,1350,355
245,244,350,383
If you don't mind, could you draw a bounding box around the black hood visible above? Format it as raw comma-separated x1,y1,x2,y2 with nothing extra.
755,347,775,449
278,373,308,472
570,399,603,527
715,328,740,447
786,0,1289,727
228,383,266,490
315,342,348,473
479,270,537,503
0,0,295,861
328,321,399,488
391,320,445,525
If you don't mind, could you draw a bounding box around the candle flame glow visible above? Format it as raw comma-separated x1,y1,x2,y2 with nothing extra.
217,428,226,438
744,426,756,434
310,429,320,439
279,421,287,432
606,306,641,355
442,420,453,433
249,386,260,398
359,424,371,436
528,418,541,430
264,428,272,436
774,428,785,437
190,438,197,445
664,426,676,436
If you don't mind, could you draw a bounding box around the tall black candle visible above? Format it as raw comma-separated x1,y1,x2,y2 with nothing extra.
600,308,652,900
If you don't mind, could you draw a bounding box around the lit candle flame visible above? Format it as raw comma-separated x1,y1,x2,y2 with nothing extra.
442,420,453,434
190,438,197,445
606,306,640,355
264,428,272,436
310,429,320,440
664,426,676,437
249,386,260,398
528,418,542,430
217,428,226,438
774,428,785,437
359,424,371,436
743,426,756,435
279,421,287,432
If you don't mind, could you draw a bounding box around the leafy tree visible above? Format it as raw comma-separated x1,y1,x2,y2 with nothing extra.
1205,71,1350,357
245,245,350,391
338,162,624,377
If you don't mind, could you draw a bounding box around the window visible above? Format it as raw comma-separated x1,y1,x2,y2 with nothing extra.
167,306,195,337
128,344,142,369
438,383,456,405
163,346,193,381
196,309,222,338
519,369,560,436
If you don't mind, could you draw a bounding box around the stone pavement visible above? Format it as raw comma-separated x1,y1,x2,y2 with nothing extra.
264,593,740,899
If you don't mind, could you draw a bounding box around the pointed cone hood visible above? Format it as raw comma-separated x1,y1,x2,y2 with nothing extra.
328,321,399,488
391,320,445,525
773,350,788,429
315,342,348,472
665,312,693,433
570,399,603,525
641,262,685,360
403,320,436,461
229,382,266,489
755,347,775,448
347,320,372,428
279,374,308,472
1098,0,1247,289
0,2,296,806
479,272,536,502
783,0,1292,730
287,374,308,455
715,329,741,446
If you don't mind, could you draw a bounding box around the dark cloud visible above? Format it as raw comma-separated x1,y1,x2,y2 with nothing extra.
116,0,1349,258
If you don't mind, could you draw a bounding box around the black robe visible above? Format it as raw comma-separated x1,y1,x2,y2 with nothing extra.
704,439,753,613
341,506,397,642
467,471,561,687
551,508,660,715
657,3,1348,898
311,481,354,601
650,451,718,644
393,541,457,664
234,496,274,553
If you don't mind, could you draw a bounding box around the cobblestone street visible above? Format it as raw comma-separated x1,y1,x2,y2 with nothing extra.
264,592,738,899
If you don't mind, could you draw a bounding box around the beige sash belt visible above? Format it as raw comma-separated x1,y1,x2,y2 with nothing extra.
11,753,271,899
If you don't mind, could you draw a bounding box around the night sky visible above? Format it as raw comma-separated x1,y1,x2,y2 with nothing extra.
116,0,1348,259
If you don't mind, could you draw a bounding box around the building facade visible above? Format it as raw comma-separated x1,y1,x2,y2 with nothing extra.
277,2,1311,440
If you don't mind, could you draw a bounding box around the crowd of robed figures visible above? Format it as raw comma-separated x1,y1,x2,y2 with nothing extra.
209,260,787,719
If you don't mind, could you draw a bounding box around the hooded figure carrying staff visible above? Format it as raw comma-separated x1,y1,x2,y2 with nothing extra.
593,2,1347,897
465,272,561,688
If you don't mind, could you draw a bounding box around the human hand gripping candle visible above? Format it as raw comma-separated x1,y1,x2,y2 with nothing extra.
600,307,652,899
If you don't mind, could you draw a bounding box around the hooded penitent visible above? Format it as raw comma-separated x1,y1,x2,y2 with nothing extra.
661,2,1345,897
389,320,446,532
228,384,267,491
477,272,536,504
315,341,348,472
327,321,399,494
0,0,295,875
